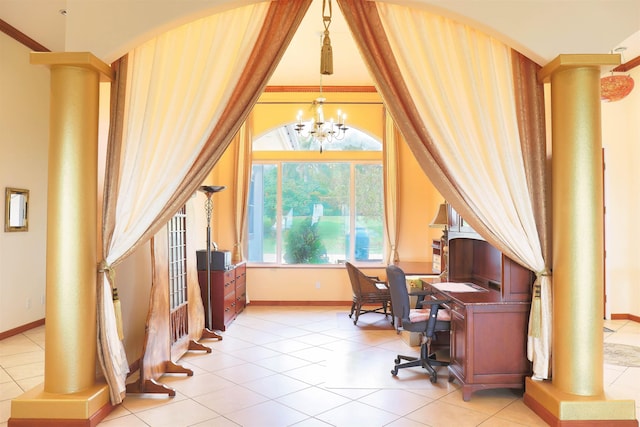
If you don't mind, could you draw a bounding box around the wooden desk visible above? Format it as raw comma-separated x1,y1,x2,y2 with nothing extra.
394,261,438,276
423,279,531,401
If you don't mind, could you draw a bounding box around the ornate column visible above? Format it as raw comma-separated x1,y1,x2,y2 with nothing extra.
10,53,114,426
524,54,637,426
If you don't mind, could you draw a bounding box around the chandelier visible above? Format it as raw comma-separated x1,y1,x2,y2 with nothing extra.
294,0,348,152
295,89,348,152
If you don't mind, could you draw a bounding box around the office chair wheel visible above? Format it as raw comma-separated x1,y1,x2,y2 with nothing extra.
391,367,398,376
394,357,400,364
429,373,437,383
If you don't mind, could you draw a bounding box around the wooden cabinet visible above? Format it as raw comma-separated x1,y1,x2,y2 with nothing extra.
197,263,246,331
448,301,466,375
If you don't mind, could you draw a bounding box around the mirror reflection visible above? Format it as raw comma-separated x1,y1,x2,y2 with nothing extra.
5,187,29,232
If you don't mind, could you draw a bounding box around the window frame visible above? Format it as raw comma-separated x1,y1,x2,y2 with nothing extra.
248,149,385,267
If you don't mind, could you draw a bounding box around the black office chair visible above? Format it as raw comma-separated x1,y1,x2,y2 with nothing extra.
386,264,451,383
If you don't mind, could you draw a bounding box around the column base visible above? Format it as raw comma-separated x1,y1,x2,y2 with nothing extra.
524,377,638,426
9,382,113,427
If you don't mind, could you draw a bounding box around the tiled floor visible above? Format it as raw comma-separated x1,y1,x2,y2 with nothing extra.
1,306,639,426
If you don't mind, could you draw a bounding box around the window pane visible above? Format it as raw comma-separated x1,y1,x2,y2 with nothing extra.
281,163,350,264
354,164,384,262
247,164,278,262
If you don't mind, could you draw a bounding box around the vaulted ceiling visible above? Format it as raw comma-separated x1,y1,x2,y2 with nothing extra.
1,0,639,86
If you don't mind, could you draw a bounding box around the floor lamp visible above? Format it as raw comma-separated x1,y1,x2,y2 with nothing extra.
198,185,226,331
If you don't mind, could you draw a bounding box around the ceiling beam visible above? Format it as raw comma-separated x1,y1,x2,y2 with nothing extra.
0,19,50,52
612,55,640,72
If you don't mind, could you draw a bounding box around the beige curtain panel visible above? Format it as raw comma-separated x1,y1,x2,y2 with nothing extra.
383,109,400,265
100,0,312,404
232,117,253,264
338,0,551,379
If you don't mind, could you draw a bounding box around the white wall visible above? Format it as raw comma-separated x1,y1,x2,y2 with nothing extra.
602,66,640,318
0,32,49,332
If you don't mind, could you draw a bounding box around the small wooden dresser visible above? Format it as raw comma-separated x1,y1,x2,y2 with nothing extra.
197,262,246,331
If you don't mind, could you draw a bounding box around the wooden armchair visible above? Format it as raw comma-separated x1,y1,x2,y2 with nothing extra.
345,262,393,326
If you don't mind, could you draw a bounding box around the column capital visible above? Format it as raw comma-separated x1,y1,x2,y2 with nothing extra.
30,52,114,82
538,54,620,83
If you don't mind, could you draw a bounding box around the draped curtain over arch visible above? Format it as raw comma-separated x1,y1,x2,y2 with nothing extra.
383,109,400,264
337,0,551,379
232,116,253,264
99,0,312,404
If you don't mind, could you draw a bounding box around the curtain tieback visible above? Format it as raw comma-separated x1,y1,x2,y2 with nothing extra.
98,260,116,284
98,260,124,340
529,269,550,339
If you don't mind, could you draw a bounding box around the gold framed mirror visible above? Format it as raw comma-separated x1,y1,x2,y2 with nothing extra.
5,187,29,232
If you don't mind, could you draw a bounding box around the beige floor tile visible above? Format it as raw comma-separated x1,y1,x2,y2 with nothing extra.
121,391,188,413
98,414,149,426
182,351,250,372
405,400,490,427
276,386,351,416
295,332,340,347
490,400,548,426
242,372,310,399
315,399,399,427
289,418,336,427
0,370,10,385
357,388,434,416
224,399,308,427
282,362,327,385
0,335,41,357
288,345,336,364
0,399,10,424
439,388,520,415
0,350,43,369
384,416,431,426
321,386,376,400
251,353,314,373
0,381,24,401
160,371,236,398
221,344,282,363
189,416,242,426
4,361,44,381
15,375,43,392
318,338,369,354
135,398,219,427
261,338,313,354
213,362,276,385
193,384,269,415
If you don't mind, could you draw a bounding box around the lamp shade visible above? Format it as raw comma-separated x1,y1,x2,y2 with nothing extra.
429,203,448,228
601,75,634,102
